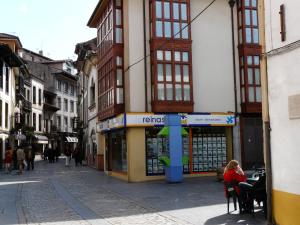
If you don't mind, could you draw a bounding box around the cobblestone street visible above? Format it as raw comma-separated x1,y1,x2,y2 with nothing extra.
0,157,267,225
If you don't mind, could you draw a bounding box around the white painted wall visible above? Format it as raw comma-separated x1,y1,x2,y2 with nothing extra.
191,0,239,113
124,0,240,114
125,0,146,112
0,63,13,161
31,79,44,133
87,65,98,156
265,0,300,195
55,78,77,133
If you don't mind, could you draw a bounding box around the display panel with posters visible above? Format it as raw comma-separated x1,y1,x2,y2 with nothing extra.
145,127,190,176
191,127,227,172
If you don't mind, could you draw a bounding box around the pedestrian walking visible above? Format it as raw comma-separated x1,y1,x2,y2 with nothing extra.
54,147,60,162
48,148,55,163
25,145,35,170
4,148,12,173
65,146,71,167
16,146,25,175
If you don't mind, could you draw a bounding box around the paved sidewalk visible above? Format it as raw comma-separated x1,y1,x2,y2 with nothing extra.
0,157,267,225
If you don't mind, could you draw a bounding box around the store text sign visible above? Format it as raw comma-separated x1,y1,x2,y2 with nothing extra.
126,114,165,126
97,113,235,132
126,113,235,127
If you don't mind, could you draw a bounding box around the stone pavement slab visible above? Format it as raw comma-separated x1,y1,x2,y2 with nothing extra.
0,156,268,225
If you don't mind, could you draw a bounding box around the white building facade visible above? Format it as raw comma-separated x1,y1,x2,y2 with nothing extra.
0,58,14,164
31,79,44,134
264,0,300,224
86,0,265,182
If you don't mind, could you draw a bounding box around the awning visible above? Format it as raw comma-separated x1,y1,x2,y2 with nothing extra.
34,135,49,144
15,134,26,140
66,137,78,143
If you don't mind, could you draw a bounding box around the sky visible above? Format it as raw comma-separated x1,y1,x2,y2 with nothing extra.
1,0,99,60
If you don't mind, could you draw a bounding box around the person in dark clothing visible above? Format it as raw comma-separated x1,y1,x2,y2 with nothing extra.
48,148,55,163
27,146,36,170
12,149,18,170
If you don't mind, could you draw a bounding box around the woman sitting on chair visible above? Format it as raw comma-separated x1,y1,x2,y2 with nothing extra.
224,160,254,213
223,160,247,194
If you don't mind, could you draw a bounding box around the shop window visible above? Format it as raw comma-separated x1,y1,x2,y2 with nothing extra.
191,127,227,172
145,128,189,176
110,130,127,172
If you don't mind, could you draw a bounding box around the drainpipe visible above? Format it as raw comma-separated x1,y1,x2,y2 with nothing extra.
143,0,148,112
228,0,238,160
228,0,238,117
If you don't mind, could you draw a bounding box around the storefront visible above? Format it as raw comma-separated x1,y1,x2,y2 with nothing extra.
97,113,235,182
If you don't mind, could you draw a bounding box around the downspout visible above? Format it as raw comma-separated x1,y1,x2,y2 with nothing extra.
264,59,274,225
229,0,238,160
143,0,148,112
229,0,238,117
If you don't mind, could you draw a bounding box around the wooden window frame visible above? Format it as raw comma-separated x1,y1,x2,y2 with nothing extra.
237,0,262,113
150,0,194,113
237,0,259,45
97,0,125,121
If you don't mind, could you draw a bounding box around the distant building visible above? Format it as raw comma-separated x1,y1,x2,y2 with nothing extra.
75,38,99,168
0,33,27,165
42,60,78,153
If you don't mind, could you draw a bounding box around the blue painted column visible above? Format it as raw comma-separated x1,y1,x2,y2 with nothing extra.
165,114,183,183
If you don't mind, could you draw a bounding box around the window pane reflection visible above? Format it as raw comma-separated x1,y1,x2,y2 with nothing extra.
246,28,252,43
156,1,162,18
245,10,251,25
256,87,261,102
166,64,172,81
181,4,187,20
158,84,164,100
248,69,253,84
164,22,171,37
253,28,259,43
166,84,173,100
184,84,190,101
176,84,182,100
164,2,170,19
183,65,189,82
156,21,163,37
173,3,179,20
175,65,181,82
173,22,180,38
252,10,257,26
255,69,260,85
158,64,164,81
248,87,255,102
181,23,189,39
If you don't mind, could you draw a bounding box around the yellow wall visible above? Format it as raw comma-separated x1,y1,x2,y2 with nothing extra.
273,190,300,225
126,127,166,182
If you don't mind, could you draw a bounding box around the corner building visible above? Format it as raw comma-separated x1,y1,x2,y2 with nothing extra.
88,0,264,182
